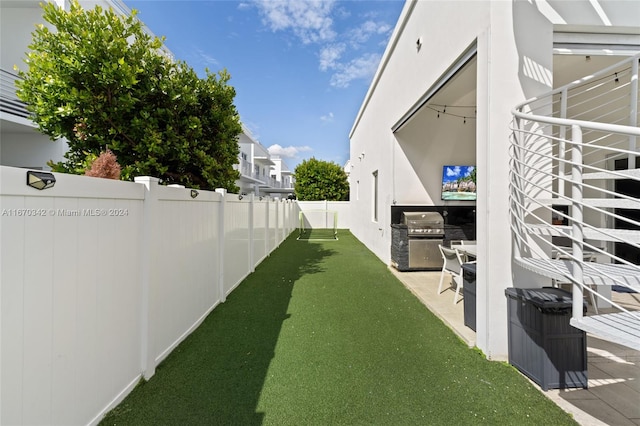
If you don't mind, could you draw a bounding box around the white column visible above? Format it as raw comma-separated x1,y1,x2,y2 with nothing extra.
476,2,554,360
571,125,584,320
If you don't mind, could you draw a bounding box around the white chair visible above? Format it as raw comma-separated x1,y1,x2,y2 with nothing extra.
438,245,465,304
459,240,477,261
449,240,467,262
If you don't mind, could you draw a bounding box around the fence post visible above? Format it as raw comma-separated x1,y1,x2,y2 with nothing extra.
275,199,280,246
265,197,270,256
215,188,227,303
134,176,160,379
249,194,255,273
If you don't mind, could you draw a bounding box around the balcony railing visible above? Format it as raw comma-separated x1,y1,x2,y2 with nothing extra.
265,176,294,190
0,69,30,119
235,159,270,183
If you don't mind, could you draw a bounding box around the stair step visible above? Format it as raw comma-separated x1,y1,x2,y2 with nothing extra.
525,224,640,243
580,168,640,181
514,257,640,290
571,312,640,352
530,198,640,209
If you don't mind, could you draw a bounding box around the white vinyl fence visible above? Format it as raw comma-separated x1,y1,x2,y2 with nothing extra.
297,200,351,230
0,166,298,426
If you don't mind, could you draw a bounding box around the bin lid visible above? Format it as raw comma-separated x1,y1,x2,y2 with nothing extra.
504,287,573,309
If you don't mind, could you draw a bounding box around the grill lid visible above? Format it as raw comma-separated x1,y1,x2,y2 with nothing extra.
402,212,445,236
402,212,444,227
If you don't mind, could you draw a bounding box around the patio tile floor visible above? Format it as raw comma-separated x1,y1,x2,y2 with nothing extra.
391,268,640,426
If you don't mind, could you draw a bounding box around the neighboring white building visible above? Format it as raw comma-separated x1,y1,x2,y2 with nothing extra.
235,126,294,197
269,155,295,198
0,0,144,170
349,0,640,359
236,126,273,196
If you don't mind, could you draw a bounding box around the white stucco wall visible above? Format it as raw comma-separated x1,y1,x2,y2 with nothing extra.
0,1,123,71
349,0,489,264
0,130,68,170
0,3,43,73
349,0,639,359
0,2,69,170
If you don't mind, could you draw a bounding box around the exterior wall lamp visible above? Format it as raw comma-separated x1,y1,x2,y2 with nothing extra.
190,189,199,198
26,170,56,190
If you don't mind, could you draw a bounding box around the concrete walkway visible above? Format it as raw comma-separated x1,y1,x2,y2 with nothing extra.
391,268,640,426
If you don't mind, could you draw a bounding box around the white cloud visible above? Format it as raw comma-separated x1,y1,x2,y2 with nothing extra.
320,112,334,122
329,52,381,88
347,20,391,46
253,1,393,90
446,166,462,178
319,43,345,71
268,143,313,159
254,0,337,44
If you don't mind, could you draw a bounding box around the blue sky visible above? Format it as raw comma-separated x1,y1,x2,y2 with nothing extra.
124,0,405,170
442,165,475,183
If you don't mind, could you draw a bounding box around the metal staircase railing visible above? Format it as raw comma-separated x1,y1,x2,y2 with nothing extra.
0,68,30,119
510,54,640,351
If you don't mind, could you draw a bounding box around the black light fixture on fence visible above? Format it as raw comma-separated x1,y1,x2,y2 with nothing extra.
26,170,56,190
190,189,199,199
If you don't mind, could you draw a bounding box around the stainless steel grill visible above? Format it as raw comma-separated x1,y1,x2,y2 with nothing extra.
402,212,445,237
401,211,444,269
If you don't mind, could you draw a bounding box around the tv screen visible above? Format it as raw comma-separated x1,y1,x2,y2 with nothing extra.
441,165,476,201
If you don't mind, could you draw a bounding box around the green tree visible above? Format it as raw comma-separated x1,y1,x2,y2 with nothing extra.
294,157,349,201
16,0,241,190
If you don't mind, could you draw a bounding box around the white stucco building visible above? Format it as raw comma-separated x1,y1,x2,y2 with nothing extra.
349,0,640,359
235,126,295,197
0,0,154,170
269,155,295,197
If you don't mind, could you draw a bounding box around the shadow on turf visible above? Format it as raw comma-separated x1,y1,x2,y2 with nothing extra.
100,235,336,425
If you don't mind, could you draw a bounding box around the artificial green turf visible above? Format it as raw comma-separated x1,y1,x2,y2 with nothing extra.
101,231,577,425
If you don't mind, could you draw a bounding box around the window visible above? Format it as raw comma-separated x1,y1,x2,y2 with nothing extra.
372,171,378,222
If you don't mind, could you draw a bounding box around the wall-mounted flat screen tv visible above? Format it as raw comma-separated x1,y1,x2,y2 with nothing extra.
441,165,476,201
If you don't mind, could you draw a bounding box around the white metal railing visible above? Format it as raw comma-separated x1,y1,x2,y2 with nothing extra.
235,159,255,179
265,177,294,189
0,68,30,119
510,54,640,350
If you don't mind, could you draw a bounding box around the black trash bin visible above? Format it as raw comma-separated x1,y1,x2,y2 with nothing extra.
505,287,587,391
462,263,476,331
